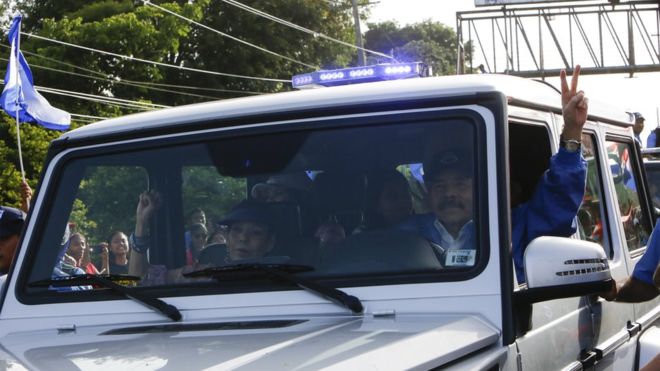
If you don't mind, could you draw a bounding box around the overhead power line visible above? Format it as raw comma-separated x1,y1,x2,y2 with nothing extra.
221,0,396,62
37,85,169,109
0,55,226,101
143,1,318,69
37,88,158,111
22,32,289,83
70,113,108,120
3,79,165,111
0,45,265,95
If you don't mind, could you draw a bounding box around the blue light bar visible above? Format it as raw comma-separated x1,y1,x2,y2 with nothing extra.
292,62,426,89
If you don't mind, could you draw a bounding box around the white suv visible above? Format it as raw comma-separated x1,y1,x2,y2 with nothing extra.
1,73,658,370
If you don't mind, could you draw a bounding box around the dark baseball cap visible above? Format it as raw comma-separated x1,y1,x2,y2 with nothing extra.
0,206,25,239
634,112,645,121
423,150,473,183
217,200,273,229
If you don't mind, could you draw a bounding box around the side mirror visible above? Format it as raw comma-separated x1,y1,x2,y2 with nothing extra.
515,236,613,305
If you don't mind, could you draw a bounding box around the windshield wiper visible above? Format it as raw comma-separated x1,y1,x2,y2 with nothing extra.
29,274,182,322
184,264,364,314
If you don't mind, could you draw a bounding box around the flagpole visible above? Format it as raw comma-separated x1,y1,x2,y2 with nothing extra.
15,109,25,181
14,14,25,182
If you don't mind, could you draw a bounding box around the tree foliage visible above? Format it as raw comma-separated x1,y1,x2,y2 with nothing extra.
364,20,463,76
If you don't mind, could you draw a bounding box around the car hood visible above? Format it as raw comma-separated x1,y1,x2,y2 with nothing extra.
1,314,499,370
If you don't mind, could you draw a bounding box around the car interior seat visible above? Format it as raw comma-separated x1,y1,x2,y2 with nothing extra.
318,230,443,276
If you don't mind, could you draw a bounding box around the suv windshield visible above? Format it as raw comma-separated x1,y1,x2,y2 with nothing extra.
24,111,485,298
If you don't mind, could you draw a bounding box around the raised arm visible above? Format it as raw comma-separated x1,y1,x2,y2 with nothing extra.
129,190,160,277
20,180,32,213
560,65,588,141
511,65,590,283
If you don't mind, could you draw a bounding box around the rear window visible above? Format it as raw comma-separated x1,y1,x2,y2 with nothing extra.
644,162,660,211
22,110,487,300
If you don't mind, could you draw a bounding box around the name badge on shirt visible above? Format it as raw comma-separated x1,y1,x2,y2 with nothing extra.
445,249,476,267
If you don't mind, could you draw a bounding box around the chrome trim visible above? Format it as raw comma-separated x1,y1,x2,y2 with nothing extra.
637,305,660,330
594,328,630,357
561,361,583,371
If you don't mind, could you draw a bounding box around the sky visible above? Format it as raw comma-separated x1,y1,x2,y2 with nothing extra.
368,0,660,142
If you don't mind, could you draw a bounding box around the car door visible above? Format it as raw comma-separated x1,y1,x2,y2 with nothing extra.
510,112,598,370
586,129,652,370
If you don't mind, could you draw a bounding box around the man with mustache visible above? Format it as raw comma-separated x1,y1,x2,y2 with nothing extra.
400,66,588,283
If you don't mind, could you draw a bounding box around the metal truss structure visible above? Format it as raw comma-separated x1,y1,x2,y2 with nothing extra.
456,1,660,77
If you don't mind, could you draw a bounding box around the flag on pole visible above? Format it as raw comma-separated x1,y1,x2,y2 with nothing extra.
0,15,70,130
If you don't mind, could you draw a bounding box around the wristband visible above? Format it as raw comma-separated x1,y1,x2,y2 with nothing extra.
129,233,150,253
560,138,582,152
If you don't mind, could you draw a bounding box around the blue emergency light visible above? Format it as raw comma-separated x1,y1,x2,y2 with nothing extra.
292,62,427,89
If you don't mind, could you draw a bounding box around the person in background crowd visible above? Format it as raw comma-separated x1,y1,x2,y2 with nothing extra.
208,226,227,245
63,233,86,269
184,207,206,253
0,206,25,275
631,112,644,146
90,242,110,274
645,115,660,149
107,231,130,275
186,223,208,265
360,170,414,231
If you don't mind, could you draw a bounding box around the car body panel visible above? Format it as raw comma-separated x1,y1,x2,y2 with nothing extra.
1,314,498,370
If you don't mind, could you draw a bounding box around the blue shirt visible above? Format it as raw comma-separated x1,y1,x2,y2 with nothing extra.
633,223,660,285
648,131,657,149
399,213,475,247
399,147,586,283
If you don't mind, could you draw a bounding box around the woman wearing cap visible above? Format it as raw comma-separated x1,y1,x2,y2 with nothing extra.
128,192,277,282
216,200,276,261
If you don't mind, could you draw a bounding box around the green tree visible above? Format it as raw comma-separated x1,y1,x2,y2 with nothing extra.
182,166,247,227
364,20,464,76
74,166,148,244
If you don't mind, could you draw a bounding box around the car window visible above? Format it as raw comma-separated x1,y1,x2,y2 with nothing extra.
644,162,660,211
576,133,611,255
23,111,487,299
606,140,651,252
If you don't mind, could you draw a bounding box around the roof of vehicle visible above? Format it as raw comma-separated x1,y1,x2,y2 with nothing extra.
62,74,632,141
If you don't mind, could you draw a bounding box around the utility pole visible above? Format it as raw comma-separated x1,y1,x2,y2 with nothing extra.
351,0,366,66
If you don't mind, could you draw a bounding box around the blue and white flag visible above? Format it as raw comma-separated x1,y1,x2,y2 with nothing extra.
0,15,70,130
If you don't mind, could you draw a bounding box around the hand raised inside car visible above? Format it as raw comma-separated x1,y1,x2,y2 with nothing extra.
135,190,161,235
560,65,589,141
